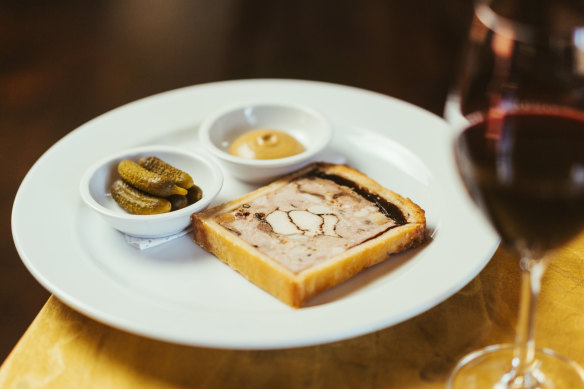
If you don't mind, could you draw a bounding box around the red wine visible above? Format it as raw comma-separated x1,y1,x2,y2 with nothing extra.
455,108,584,255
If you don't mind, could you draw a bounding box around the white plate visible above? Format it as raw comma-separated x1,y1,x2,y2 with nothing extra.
12,79,498,349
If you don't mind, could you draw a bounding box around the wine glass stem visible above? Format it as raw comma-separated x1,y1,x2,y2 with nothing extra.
512,256,547,378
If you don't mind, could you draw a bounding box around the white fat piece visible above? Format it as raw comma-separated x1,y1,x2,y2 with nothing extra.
265,209,340,237
322,214,340,237
289,210,323,237
265,210,301,235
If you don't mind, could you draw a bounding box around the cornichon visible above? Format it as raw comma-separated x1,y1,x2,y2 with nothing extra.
187,184,203,204
168,194,188,211
111,179,171,215
118,160,188,197
139,156,194,189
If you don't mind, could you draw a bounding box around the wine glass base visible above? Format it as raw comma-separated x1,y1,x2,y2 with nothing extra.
447,344,584,389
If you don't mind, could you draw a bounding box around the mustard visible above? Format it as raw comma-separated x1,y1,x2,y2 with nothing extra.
229,129,305,160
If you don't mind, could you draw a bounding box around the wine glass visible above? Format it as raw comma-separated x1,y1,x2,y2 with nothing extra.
445,0,584,387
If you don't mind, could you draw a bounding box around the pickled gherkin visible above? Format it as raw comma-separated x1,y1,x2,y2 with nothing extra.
168,194,188,211
118,160,188,197
111,156,202,215
139,156,194,189
187,185,203,204
111,179,171,215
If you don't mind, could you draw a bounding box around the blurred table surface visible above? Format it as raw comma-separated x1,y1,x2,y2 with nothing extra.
2,1,584,388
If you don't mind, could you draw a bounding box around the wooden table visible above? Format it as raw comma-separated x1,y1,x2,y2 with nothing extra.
1,235,583,388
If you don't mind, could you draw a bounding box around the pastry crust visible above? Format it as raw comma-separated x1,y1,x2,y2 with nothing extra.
191,162,426,307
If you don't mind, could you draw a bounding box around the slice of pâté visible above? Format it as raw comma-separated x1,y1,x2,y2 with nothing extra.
191,162,426,307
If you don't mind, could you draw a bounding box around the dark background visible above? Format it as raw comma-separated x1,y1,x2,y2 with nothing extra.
1,0,473,362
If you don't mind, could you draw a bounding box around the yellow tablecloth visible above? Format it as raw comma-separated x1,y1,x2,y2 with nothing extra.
1,235,583,389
